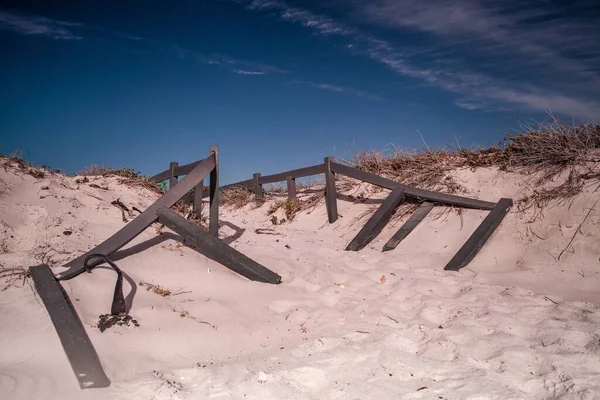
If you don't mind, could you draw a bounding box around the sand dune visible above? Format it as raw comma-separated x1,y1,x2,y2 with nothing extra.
1,162,599,399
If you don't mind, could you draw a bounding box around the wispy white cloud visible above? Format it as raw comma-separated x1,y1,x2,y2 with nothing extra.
360,0,600,90
162,45,289,76
234,69,266,75
291,80,383,100
248,0,353,36
0,9,82,39
240,0,600,118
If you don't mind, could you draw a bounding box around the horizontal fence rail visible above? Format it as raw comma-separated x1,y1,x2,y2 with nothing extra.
258,164,324,185
329,161,497,210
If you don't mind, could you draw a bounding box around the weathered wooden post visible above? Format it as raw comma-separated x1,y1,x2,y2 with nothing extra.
193,179,203,219
169,161,179,190
253,173,263,199
287,176,296,201
324,156,338,223
209,146,220,237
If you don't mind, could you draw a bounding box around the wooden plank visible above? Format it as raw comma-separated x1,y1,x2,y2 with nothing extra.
346,187,406,251
58,153,216,280
174,160,202,176
30,265,110,389
382,202,434,251
169,162,178,190
287,176,297,201
193,179,204,219
156,208,281,284
324,157,338,223
258,164,324,185
149,169,171,183
330,162,496,210
444,198,513,271
209,146,220,237
253,173,263,198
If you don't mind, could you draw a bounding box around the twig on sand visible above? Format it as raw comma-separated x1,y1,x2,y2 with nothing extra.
255,228,281,235
111,198,132,222
558,200,597,260
385,314,399,324
172,305,217,329
544,296,558,305
81,191,104,201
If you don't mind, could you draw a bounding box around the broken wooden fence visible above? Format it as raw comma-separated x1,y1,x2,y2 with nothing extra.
216,157,511,272
31,145,281,390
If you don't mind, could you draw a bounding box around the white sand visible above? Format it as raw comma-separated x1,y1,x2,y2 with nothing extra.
1,162,599,399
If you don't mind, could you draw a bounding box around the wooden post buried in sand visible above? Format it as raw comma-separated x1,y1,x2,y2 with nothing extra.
193,179,204,219
209,146,220,237
324,156,338,223
253,173,263,199
169,161,179,190
287,176,297,201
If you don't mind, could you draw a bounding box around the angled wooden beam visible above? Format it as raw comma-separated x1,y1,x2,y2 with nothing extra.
346,187,406,251
156,208,281,284
30,265,110,389
324,157,338,223
444,198,513,271
287,176,297,201
209,146,220,237
169,161,178,190
330,161,496,210
58,153,216,280
383,201,434,252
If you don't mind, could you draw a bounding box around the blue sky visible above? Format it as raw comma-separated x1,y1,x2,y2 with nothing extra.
1,0,599,184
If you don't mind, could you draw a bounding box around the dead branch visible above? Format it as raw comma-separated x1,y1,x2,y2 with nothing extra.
558,199,598,260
